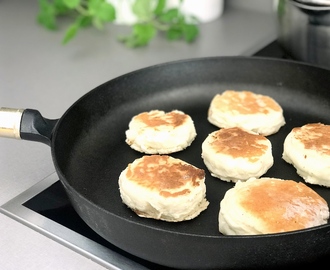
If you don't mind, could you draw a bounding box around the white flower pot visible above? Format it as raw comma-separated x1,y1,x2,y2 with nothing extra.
107,0,224,25
168,0,224,23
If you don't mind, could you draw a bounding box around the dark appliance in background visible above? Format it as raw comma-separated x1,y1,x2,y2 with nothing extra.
253,40,288,58
277,0,330,70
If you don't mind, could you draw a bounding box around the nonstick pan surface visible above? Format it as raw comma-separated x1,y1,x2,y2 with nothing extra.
50,57,330,269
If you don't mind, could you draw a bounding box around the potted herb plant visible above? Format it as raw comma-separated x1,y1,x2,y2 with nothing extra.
37,0,224,47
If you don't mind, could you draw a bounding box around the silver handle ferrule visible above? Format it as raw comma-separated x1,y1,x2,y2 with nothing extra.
0,107,24,139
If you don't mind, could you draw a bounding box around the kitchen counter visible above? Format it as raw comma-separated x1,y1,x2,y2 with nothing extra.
0,0,277,269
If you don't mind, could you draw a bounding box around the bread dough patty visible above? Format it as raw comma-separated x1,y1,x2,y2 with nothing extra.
125,110,197,154
201,127,274,182
208,90,285,136
283,123,330,187
119,155,209,222
219,177,329,235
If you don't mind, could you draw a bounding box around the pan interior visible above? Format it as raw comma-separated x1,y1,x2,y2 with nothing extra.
53,57,330,238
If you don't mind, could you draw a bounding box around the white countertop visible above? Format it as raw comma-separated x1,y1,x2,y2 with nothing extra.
0,0,277,269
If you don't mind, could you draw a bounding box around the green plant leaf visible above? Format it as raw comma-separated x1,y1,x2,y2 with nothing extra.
62,15,93,43
63,0,80,9
54,0,71,14
120,23,156,47
62,22,79,44
88,0,104,15
159,8,179,23
132,0,154,21
182,24,198,42
96,2,116,22
79,15,93,28
166,26,182,40
154,0,166,16
88,0,116,22
37,0,57,30
134,23,156,41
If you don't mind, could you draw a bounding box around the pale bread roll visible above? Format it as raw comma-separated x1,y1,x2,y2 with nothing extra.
283,123,330,187
125,110,197,154
201,127,273,182
208,90,285,136
219,177,329,235
118,155,209,222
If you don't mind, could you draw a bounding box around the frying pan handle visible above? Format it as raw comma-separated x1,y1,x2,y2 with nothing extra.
0,107,58,146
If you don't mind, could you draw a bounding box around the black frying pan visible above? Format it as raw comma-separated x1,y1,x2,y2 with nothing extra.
1,57,330,269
